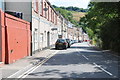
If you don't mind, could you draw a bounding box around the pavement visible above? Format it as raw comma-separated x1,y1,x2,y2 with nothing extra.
1,47,57,78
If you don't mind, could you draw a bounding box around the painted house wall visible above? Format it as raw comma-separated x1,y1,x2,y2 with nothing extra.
32,0,59,53
67,27,74,40
78,28,84,41
57,15,62,36
60,16,68,39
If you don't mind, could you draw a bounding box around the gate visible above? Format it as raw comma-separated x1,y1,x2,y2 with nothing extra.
0,9,31,64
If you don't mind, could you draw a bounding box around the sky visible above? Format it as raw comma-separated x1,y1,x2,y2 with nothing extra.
49,0,91,9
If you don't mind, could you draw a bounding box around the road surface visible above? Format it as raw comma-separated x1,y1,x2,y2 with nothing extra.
18,42,120,79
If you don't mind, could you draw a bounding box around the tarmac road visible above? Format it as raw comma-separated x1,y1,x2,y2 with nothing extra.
18,42,120,79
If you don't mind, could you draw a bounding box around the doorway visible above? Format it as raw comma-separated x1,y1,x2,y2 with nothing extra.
47,32,50,48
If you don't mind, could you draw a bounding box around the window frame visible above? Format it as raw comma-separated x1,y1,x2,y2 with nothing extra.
34,0,39,13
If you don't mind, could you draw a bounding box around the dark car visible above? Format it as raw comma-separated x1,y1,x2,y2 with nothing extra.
78,40,82,43
65,39,71,48
71,40,74,44
74,40,78,43
55,39,68,50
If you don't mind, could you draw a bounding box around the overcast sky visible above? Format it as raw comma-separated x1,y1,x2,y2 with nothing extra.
49,0,91,9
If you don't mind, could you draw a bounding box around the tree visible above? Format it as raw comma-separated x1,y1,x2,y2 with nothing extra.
80,2,120,54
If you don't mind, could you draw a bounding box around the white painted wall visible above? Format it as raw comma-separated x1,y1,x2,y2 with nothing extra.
32,8,58,52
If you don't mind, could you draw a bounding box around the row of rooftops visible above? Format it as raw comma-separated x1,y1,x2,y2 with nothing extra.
44,0,75,27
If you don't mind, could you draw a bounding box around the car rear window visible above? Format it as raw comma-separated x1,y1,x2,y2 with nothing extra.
66,39,70,42
57,39,66,43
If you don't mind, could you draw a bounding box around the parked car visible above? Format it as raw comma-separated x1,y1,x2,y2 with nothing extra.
72,40,77,44
71,40,75,44
55,39,68,50
84,40,88,42
70,40,73,45
74,40,78,43
65,39,71,48
78,40,83,43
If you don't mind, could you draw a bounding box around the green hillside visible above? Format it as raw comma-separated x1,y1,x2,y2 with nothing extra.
52,5,87,27
72,12,86,22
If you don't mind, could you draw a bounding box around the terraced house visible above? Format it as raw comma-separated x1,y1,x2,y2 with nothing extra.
32,0,59,53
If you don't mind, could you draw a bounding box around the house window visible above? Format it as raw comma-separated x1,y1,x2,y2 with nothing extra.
56,15,57,25
53,12,54,23
49,7,51,21
48,6,49,20
51,10,52,22
44,2,47,18
46,5,48,19
34,0,38,13
54,14,56,24
39,0,42,15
